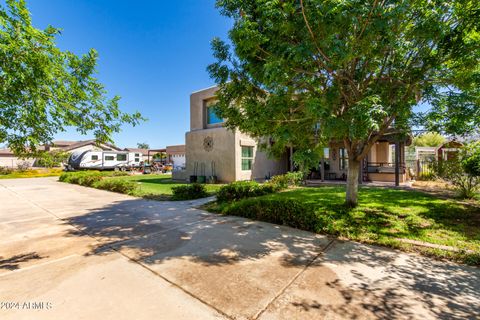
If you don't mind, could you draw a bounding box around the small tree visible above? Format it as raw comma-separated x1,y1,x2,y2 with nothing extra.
437,143,480,199
209,0,479,207
137,142,150,149
413,133,446,147
36,150,70,168
0,0,143,155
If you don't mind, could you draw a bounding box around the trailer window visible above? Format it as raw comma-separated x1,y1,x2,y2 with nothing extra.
105,156,115,161
135,158,140,162
91,155,98,160
117,154,127,161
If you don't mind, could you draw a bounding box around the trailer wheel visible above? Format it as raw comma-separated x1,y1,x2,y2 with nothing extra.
121,166,127,172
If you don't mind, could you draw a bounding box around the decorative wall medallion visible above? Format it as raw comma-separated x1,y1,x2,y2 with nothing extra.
203,136,214,152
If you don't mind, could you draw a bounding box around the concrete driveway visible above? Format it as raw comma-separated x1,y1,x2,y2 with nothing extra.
0,177,479,320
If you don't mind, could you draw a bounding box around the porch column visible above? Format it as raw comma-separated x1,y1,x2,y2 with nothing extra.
358,157,363,185
320,157,325,182
395,141,400,186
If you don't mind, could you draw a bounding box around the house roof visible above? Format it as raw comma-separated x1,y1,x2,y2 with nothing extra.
52,140,79,147
0,148,14,156
124,148,149,154
62,140,122,152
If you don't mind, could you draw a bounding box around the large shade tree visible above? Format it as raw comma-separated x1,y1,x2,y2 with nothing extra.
208,0,479,206
0,0,143,155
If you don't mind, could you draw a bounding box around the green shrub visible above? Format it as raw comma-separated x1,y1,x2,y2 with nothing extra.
222,198,318,232
93,178,137,194
0,167,14,175
59,171,129,184
268,172,303,190
172,183,208,200
77,173,103,187
217,181,274,202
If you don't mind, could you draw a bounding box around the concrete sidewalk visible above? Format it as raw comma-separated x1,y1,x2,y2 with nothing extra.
1,177,479,319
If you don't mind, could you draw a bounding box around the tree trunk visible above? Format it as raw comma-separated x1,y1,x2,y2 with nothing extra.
346,158,360,207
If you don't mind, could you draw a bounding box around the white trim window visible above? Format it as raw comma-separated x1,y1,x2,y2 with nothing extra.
241,146,254,171
339,148,348,170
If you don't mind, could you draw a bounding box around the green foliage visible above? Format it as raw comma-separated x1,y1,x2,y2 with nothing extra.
268,172,304,190
93,179,137,194
433,143,480,199
171,183,208,200
217,181,275,202
137,142,150,149
0,0,144,155
0,166,14,175
59,171,128,186
221,198,318,232
461,142,480,177
35,150,70,168
413,133,446,147
291,148,322,174
0,168,63,179
209,0,479,205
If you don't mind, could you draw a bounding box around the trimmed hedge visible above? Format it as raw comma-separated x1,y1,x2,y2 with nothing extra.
221,198,318,232
268,172,303,190
59,171,134,193
172,183,208,200
94,178,137,194
217,181,275,202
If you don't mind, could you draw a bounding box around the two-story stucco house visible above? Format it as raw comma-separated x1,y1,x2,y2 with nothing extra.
173,86,288,183
174,86,412,184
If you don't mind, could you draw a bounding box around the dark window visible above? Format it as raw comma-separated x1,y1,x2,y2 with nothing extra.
135,153,140,157
135,158,140,162
117,154,127,161
91,155,98,161
241,146,254,171
105,155,115,161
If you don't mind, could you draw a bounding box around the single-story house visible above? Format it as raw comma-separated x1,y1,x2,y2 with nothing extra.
0,148,36,168
173,86,412,184
123,148,150,162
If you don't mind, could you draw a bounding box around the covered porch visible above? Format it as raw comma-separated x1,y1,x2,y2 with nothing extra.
308,131,412,186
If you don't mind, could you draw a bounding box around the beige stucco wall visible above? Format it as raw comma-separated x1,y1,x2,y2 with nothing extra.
369,172,407,183
185,127,237,182
184,86,288,183
190,86,219,131
234,132,288,181
0,156,35,168
375,142,390,163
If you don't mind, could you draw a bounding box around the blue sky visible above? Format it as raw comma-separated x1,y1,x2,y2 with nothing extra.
21,0,232,149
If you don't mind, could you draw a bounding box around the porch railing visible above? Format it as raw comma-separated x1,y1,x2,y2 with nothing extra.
366,162,406,174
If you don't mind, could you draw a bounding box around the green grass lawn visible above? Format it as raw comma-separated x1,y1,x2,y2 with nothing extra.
109,174,223,199
207,186,480,265
0,168,63,179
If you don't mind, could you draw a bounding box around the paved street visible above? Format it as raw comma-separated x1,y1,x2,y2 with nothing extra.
0,177,479,319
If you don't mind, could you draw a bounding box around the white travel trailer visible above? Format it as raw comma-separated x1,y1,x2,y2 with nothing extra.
67,150,143,171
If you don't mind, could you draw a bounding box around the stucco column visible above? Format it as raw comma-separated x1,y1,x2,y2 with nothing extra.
395,141,400,186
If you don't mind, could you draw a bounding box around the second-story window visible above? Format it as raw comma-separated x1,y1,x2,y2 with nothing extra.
206,99,223,126
207,106,223,125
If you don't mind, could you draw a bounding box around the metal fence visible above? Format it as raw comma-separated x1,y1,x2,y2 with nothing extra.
405,160,437,180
